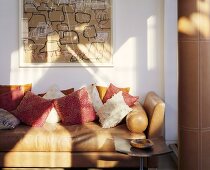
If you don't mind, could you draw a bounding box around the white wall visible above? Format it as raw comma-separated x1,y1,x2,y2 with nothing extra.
0,0,164,96
164,0,178,143
0,0,178,142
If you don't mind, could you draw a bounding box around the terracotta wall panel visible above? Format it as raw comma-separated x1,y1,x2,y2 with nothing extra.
200,42,210,128
179,129,199,170
201,130,210,170
179,41,199,128
177,0,210,169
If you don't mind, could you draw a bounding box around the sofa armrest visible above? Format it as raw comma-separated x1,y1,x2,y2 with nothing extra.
126,102,148,133
143,91,165,138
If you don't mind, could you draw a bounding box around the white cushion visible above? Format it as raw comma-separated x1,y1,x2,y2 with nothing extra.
0,108,20,129
97,91,132,128
87,84,103,112
43,85,65,99
43,85,65,123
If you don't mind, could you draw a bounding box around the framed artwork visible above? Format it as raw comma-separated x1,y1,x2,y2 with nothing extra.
19,0,112,67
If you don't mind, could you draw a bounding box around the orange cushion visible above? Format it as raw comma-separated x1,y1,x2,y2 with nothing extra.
0,83,32,94
0,89,25,111
96,86,107,100
96,85,130,100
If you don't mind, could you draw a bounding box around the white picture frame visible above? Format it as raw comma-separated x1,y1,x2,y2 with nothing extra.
19,0,113,67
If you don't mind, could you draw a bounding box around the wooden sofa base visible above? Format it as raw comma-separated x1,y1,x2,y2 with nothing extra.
0,152,141,168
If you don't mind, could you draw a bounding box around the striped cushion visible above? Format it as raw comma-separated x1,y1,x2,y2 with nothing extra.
0,108,20,129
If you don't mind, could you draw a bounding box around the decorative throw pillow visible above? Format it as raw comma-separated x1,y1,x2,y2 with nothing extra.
97,91,132,128
53,87,96,125
96,86,108,100
96,85,130,100
87,84,103,112
42,85,65,123
0,109,20,129
102,83,138,106
43,85,65,99
0,83,32,94
0,89,25,111
12,91,53,127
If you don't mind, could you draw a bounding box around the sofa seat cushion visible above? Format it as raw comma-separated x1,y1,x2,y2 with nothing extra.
0,122,146,152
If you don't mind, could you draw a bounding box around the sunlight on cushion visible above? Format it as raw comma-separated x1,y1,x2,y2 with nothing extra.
43,85,65,123
87,84,103,112
97,91,132,128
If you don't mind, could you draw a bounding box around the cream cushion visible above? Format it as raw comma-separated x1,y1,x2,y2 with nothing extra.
97,91,132,128
87,84,103,112
43,85,65,123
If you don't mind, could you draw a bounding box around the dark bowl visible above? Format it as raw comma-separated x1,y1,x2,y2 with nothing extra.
130,139,154,149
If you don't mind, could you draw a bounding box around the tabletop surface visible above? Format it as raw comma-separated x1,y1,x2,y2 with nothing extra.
114,137,172,157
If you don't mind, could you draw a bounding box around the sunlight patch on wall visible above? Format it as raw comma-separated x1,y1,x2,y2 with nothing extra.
147,15,157,71
63,46,108,85
178,16,197,36
198,13,210,38
187,13,200,34
113,37,137,94
197,0,210,14
178,0,210,39
71,37,139,91
179,13,210,38
190,12,210,38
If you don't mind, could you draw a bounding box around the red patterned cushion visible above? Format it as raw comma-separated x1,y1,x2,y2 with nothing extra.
53,87,96,125
0,89,25,111
102,83,139,106
12,91,53,127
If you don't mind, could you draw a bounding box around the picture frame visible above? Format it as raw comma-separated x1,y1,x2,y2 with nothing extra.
19,0,113,67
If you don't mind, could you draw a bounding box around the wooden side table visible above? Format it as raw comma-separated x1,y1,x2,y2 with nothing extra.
114,137,172,170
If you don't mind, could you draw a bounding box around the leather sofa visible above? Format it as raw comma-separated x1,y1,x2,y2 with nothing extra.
0,91,165,168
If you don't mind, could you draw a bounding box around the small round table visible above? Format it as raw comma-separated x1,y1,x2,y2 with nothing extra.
114,137,172,170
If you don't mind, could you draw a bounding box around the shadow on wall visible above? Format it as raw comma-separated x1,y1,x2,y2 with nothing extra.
0,0,164,168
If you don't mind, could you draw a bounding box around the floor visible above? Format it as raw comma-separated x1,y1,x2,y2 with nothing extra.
157,152,177,170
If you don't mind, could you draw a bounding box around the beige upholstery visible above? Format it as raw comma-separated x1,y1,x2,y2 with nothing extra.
0,91,165,168
0,122,145,152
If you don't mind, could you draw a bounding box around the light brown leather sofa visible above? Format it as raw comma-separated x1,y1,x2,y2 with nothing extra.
0,91,165,168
